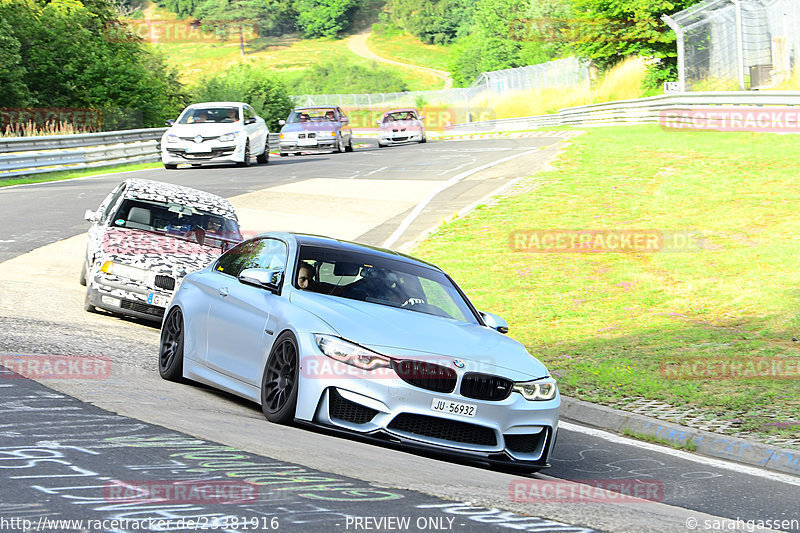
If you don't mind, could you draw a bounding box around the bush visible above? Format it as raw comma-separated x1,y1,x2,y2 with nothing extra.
192,64,294,130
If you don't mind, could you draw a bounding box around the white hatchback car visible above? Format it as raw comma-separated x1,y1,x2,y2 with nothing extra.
161,102,269,169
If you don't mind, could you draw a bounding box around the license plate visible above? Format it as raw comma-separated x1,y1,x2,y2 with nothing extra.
147,293,170,307
298,139,318,146
186,145,211,153
431,398,477,418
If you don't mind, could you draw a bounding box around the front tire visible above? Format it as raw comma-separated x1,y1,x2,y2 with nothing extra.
164,163,178,170
79,258,88,286
256,138,269,164
335,134,345,153
159,307,185,382
261,332,299,424
237,141,250,167
345,136,353,152
83,290,96,313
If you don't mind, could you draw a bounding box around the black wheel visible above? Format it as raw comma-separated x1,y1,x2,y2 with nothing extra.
420,135,427,143
164,163,178,170
83,290,96,312
261,332,299,423
159,307,185,382
378,141,386,148
191,163,202,167
79,258,88,286
294,152,301,156
345,136,353,152
334,134,345,153
237,141,250,167
256,139,269,164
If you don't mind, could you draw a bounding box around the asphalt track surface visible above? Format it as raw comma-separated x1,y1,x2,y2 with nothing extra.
0,137,798,533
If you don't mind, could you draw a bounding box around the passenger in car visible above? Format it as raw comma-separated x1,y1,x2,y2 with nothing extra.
297,262,318,291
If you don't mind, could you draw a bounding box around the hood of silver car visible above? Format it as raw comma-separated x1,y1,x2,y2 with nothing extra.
290,291,549,380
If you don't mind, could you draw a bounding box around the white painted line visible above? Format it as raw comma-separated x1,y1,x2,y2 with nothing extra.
364,166,388,177
559,421,800,486
438,158,477,176
0,167,158,191
381,149,540,249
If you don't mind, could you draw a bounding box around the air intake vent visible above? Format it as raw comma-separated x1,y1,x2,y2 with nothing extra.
392,360,457,393
388,413,497,446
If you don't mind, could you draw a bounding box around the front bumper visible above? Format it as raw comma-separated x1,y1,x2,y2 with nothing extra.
297,354,559,469
88,272,174,322
161,141,242,164
378,131,424,144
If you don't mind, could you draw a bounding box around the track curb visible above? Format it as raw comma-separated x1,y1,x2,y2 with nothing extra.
561,395,800,477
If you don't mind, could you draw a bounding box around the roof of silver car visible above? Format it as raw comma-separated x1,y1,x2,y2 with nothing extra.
123,178,238,219
290,232,441,271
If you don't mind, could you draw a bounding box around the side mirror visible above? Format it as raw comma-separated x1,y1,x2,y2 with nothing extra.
376,119,382,125
420,116,425,120
278,119,286,126
340,116,349,124
165,119,175,126
245,117,256,125
239,268,282,293
479,311,509,334
84,209,99,223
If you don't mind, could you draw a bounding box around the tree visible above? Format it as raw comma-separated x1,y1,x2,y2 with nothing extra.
568,0,703,69
192,64,294,130
196,0,267,57
0,18,30,106
293,0,359,38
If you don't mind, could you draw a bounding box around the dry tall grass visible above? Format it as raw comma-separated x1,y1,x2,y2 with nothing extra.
477,56,649,120
1,120,83,138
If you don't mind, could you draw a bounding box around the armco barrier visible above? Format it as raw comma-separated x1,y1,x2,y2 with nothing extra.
0,130,281,178
2,92,799,177
445,91,800,133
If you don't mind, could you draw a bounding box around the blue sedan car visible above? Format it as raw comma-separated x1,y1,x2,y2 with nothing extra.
159,232,559,471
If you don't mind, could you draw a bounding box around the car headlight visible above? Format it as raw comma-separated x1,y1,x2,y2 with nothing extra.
100,261,147,282
219,132,237,142
165,134,179,143
513,379,558,401
315,334,391,371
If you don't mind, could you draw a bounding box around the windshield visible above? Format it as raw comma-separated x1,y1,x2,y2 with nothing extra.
111,199,242,250
287,108,337,124
296,245,479,324
178,107,239,124
383,111,417,123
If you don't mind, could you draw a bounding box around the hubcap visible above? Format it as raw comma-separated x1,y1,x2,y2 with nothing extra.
160,309,182,370
264,341,297,412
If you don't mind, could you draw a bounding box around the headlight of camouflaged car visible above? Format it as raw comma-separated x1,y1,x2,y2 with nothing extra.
100,261,147,282
513,379,558,401
218,132,237,142
315,334,391,370
166,134,179,143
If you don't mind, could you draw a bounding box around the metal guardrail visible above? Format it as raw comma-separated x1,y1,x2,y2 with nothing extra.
446,91,800,133
2,92,798,178
0,131,281,178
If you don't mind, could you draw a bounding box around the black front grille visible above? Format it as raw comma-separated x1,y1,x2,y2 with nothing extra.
504,429,549,455
121,300,164,317
388,413,496,446
328,389,378,425
393,360,456,393
154,275,176,291
460,373,513,401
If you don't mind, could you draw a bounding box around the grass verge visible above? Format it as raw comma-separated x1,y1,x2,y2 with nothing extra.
622,429,698,452
0,162,161,188
368,24,451,72
413,124,800,443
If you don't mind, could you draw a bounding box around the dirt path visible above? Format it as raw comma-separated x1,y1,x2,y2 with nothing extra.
346,32,453,90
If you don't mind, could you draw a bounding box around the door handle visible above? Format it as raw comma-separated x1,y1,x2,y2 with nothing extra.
218,287,229,297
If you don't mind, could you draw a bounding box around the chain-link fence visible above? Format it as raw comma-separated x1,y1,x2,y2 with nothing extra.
293,57,590,124
663,0,799,91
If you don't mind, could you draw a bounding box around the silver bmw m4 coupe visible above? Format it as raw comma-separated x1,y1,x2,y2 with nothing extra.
159,232,559,471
